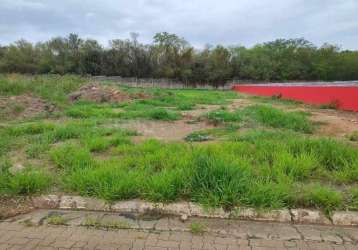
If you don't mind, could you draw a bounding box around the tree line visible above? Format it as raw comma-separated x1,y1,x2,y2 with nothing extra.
0,32,357,85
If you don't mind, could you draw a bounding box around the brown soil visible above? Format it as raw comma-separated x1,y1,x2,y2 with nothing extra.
309,109,358,139
181,104,221,118
118,120,215,142
228,98,257,111
0,94,56,120
0,196,34,220
69,83,150,103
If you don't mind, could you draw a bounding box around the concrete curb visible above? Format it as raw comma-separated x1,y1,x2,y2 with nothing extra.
31,195,358,227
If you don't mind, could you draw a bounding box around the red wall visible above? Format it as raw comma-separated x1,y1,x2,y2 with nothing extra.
232,85,358,112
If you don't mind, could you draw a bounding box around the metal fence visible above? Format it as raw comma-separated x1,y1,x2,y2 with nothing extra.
91,76,234,90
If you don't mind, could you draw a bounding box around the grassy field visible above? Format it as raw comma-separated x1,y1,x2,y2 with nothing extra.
1,74,358,215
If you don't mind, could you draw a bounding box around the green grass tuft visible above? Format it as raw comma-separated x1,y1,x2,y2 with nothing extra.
0,168,51,195
190,221,206,234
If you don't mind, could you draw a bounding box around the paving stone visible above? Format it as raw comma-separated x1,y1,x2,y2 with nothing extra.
271,225,301,240
155,218,170,231
284,240,297,248
156,240,180,248
320,232,343,244
344,243,358,250
250,239,285,248
2,209,358,250
306,242,334,250
295,225,322,242
168,217,189,231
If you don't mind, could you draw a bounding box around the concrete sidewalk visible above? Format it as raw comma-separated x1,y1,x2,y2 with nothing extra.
0,209,357,250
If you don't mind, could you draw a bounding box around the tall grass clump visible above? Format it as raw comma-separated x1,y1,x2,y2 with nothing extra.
206,109,242,124
235,130,358,183
147,109,181,121
50,143,96,171
243,105,313,133
63,163,143,200
348,188,358,210
0,164,51,195
4,122,55,137
190,151,251,209
293,184,343,214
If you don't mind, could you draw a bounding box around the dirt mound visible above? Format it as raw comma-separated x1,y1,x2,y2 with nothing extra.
0,94,56,120
69,83,150,103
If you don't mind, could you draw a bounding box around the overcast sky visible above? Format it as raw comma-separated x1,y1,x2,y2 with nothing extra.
1,0,357,49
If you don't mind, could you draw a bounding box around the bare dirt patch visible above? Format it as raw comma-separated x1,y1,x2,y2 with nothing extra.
182,104,221,118
0,196,34,220
118,120,215,142
69,83,150,103
309,109,358,139
0,94,56,120
228,98,257,111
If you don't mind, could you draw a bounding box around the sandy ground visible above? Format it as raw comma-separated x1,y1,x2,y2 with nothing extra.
118,119,215,142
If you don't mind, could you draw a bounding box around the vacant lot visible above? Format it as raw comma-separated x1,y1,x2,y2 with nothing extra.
1,74,358,217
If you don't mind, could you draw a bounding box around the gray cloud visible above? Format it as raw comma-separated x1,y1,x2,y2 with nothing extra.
0,0,357,49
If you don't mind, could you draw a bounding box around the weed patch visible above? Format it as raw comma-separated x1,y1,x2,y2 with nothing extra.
185,131,212,142
190,221,206,234
47,215,67,225
206,105,313,133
